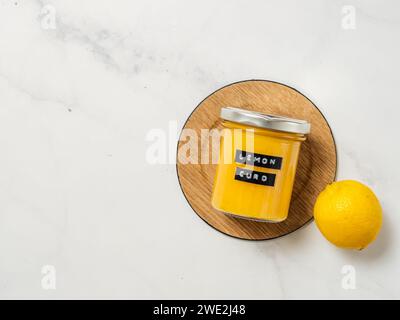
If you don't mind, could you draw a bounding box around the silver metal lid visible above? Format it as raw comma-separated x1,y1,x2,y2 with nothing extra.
220,107,310,134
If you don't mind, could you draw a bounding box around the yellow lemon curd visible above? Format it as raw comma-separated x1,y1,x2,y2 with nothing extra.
212,120,306,222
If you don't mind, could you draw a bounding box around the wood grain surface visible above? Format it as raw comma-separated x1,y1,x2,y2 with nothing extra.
177,80,337,240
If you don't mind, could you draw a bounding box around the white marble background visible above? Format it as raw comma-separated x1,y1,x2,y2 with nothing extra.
0,0,399,299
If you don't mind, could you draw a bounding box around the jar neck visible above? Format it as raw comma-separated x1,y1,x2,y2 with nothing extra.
222,120,306,142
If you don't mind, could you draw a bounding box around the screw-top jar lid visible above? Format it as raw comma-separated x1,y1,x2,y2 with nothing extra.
220,107,311,134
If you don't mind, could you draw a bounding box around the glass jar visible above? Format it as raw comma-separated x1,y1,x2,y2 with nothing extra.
211,107,310,222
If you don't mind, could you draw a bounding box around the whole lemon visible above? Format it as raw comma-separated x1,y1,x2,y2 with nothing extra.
314,180,382,250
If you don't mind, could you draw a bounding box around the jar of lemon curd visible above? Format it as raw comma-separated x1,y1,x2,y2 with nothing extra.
211,107,311,222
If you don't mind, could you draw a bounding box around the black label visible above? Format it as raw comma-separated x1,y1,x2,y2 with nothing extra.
234,167,276,186
235,150,282,170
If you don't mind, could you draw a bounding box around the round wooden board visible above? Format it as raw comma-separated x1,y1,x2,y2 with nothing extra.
177,80,337,240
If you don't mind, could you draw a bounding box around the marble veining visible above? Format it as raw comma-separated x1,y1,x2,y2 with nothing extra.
0,0,399,299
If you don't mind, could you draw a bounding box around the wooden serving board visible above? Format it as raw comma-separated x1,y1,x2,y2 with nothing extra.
177,80,337,240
